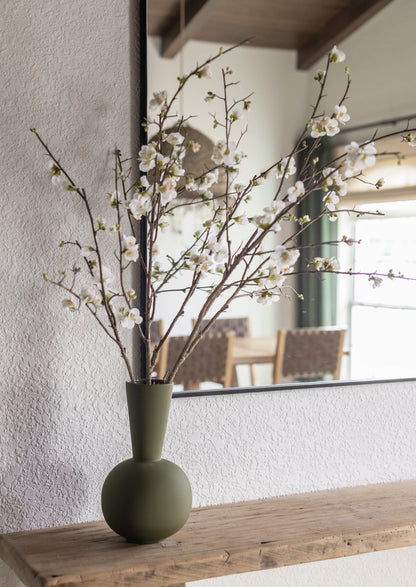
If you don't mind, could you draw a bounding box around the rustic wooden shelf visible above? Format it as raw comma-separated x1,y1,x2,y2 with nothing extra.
1,480,416,587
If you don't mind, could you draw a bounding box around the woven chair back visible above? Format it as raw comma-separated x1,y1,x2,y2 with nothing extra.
164,332,235,390
273,327,346,384
197,317,251,338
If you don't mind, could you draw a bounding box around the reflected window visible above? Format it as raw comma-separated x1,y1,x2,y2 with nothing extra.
338,162,416,379
351,208,416,379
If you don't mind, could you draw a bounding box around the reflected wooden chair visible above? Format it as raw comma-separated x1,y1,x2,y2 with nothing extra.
162,332,235,391
150,320,164,343
273,327,346,384
150,320,164,379
195,317,257,386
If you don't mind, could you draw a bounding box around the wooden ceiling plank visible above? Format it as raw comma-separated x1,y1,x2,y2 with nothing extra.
161,0,225,58
297,0,395,70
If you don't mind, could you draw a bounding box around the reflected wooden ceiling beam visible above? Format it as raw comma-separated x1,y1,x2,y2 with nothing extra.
161,0,223,58
297,0,394,70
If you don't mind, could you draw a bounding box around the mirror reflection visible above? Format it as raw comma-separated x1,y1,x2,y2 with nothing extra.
147,0,416,391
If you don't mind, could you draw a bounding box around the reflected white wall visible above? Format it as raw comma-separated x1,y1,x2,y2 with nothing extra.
147,38,309,351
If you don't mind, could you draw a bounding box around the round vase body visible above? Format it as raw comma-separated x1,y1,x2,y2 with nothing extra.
101,380,192,543
101,457,192,543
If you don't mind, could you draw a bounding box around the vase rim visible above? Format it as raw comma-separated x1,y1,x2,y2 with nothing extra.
128,379,172,386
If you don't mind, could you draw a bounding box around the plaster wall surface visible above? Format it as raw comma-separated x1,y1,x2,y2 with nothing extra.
1,1,416,586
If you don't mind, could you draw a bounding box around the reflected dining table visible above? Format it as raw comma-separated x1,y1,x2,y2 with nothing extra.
231,336,277,386
232,336,277,366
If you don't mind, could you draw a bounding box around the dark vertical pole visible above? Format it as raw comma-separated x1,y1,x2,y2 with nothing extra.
130,0,148,380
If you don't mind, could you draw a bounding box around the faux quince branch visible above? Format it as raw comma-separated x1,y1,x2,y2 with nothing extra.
33,44,416,384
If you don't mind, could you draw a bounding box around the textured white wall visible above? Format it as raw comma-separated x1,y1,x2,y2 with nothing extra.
0,0,131,583
1,1,416,586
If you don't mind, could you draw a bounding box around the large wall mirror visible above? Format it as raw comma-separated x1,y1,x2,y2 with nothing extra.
144,0,416,394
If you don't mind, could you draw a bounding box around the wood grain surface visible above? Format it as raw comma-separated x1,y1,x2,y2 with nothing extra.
1,480,416,586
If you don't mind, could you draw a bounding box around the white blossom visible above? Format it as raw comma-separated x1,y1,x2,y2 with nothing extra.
158,177,178,205
212,140,237,166
264,200,286,216
138,175,150,189
254,199,285,231
271,246,300,271
404,133,416,147
233,183,245,195
92,265,114,286
62,298,76,311
195,170,219,192
369,275,383,288
149,90,167,112
324,117,340,136
170,163,185,178
310,118,326,138
186,249,214,277
158,220,169,232
46,158,63,186
204,236,227,263
172,143,186,160
323,192,340,211
275,156,296,179
333,104,350,125
108,190,120,206
344,141,377,177
230,108,244,122
97,217,106,230
322,168,348,197
329,46,346,63
119,306,143,329
138,143,157,172
122,235,139,263
197,65,212,79
80,286,102,306
165,132,184,146
189,140,201,152
234,212,249,226
287,181,305,203
253,212,281,232
312,256,340,272
126,192,151,219
260,263,287,290
310,116,340,138
155,152,170,170
255,290,280,305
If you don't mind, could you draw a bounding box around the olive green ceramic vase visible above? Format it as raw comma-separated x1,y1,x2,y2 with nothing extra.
101,380,192,543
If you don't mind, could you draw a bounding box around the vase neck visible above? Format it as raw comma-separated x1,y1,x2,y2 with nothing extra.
126,381,173,461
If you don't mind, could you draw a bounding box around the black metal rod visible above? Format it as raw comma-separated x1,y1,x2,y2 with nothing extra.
130,0,148,380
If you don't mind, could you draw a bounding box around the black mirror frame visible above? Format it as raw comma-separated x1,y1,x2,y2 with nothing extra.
132,0,416,398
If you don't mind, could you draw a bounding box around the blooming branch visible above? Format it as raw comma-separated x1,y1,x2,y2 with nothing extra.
32,43,416,384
